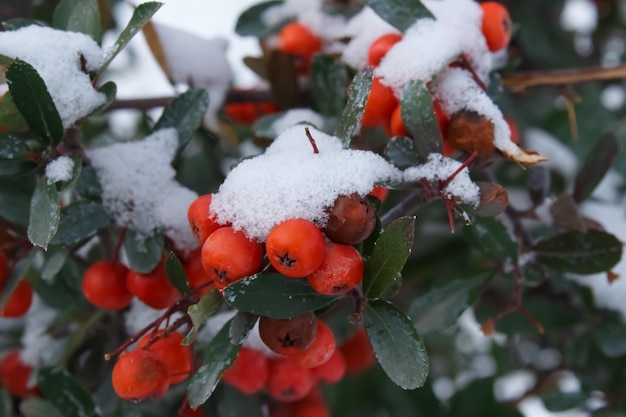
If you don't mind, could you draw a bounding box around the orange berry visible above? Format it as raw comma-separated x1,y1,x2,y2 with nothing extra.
137,331,193,384
367,33,402,67
312,348,346,384
288,321,336,368
187,194,222,244
267,357,315,402
225,101,279,124
259,313,318,356
82,260,133,310
126,262,179,309
0,279,33,318
324,193,376,245
0,351,36,397
278,22,322,63
480,2,512,52
361,77,398,127
266,219,325,278
340,328,376,375
183,249,216,296
112,349,170,401
368,186,389,202
307,243,364,295
201,226,264,290
222,347,269,394
389,103,409,137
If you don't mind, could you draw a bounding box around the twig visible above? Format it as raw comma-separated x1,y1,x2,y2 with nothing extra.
502,64,626,93
380,189,429,228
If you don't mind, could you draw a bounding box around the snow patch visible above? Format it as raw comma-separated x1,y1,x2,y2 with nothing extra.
271,109,325,134
45,156,75,185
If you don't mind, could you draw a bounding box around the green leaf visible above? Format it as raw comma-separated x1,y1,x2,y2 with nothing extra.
6,60,64,145
409,274,489,334
153,89,209,155
363,300,429,390
0,252,34,308
0,91,29,132
0,160,37,177
363,216,415,299
50,201,111,246
235,1,284,37
573,134,621,203
41,248,68,282
535,230,622,274
91,81,117,114
550,193,585,232
217,385,264,417
362,0,434,32
75,166,102,199
164,252,191,296
542,391,587,412
98,2,163,76
0,178,32,226
384,136,421,169
187,319,243,409
20,398,64,417
27,177,60,250
52,0,102,42
38,367,99,417
183,289,223,345
336,67,373,146
0,389,12,417
123,230,164,274
251,113,284,139
464,217,518,261
310,54,349,117
222,273,337,319
229,311,258,345
0,133,29,159
594,321,626,358
400,80,442,161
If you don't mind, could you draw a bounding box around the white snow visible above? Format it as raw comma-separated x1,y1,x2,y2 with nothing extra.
270,109,325,135
45,156,75,185
210,126,403,240
560,0,598,34
150,22,233,131
0,25,106,128
20,297,68,367
403,153,480,207
88,128,198,251
601,84,625,111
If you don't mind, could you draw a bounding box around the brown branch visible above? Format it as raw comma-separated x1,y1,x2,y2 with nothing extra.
502,64,626,93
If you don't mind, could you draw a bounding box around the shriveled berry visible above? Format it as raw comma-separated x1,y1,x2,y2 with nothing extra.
445,110,496,156
368,33,402,67
361,77,398,127
266,219,325,278
126,262,179,309
259,313,318,355
0,279,33,318
324,193,376,245
222,347,269,394
187,194,222,244
0,351,36,397
288,321,336,368
480,2,512,52
82,260,133,310
201,226,264,289
138,331,193,384
112,349,170,401
307,242,363,295
267,357,315,402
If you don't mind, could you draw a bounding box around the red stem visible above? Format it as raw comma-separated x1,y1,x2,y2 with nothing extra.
305,127,319,154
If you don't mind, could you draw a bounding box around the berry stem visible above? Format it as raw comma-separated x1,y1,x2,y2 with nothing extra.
111,227,127,266
305,127,319,154
441,151,478,189
348,288,366,324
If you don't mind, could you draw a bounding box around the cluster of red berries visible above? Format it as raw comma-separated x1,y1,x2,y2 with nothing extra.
0,252,33,318
361,2,515,156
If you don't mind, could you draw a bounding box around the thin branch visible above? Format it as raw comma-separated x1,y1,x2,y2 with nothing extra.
380,189,429,228
502,64,626,93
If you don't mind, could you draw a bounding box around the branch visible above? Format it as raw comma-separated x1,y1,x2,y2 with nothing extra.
502,64,626,93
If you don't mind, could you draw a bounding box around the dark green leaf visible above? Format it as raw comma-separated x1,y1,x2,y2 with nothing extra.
153,89,209,155
0,178,32,226
52,0,102,42
123,230,164,274
550,193,585,232
0,251,34,308
0,91,29,132
20,398,64,417
0,160,37,177
91,81,117,114
6,60,64,145
75,166,102,199
362,0,433,32
187,319,243,409
464,217,518,261
217,385,263,417
336,67,373,146
222,273,336,319
0,389,12,417
542,391,587,412
64,156,83,189
594,321,626,358
363,300,428,389
0,133,29,159
41,248,68,282
310,54,349,117
50,201,111,246
27,177,60,250
535,230,622,274
98,2,163,75
573,134,620,203
235,1,284,37
409,274,489,333
164,251,191,296
251,113,284,139
400,80,442,161
183,289,223,345
38,367,99,417
363,216,415,299
267,49,299,110
229,311,258,345
384,136,421,169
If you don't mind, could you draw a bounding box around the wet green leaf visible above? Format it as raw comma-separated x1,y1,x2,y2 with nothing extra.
542,391,587,412
52,0,102,42
164,251,191,296
75,166,102,199
50,201,111,246
364,300,429,390
336,67,373,146
123,230,164,274
0,133,29,159
0,159,37,177
38,367,99,417
363,0,433,32
229,311,258,345
41,248,68,282
384,136,421,169
235,1,284,37
464,217,518,261
310,54,349,117
27,177,60,250
0,91,29,132
594,321,626,358
0,178,32,226
183,289,223,345
400,80,442,162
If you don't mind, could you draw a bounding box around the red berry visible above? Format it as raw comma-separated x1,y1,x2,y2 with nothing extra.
126,262,179,309
506,117,520,144
225,101,279,124
112,349,170,401
188,194,222,244
179,403,203,417
288,321,336,368
324,193,376,245
0,351,36,397
137,331,193,384
480,2,512,52
367,33,402,67
277,23,322,63
340,328,376,375
183,249,216,296
368,186,389,202
0,252,8,286
259,313,318,355
307,243,364,295
222,347,269,394
312,348,346,384
291,396,330,417
200,226,264,289
267,357,315,402
389,103,409,137
361,78,398,127
0,279,33,318
266,219,325,278
82,260,133,310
